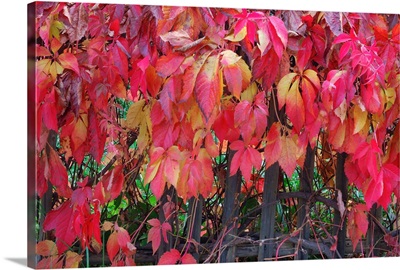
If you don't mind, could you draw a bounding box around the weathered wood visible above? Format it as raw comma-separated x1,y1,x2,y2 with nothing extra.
156,186,175,261
333,152,348,258
220,150,242,262
187,196,204,262
296,144,315,260
258,162,280,261
258,89,281,261
88,235,377,265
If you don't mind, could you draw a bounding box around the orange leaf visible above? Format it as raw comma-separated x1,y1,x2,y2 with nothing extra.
194,54,222,121
279,135,298,178
107,232,119,262
285,77,304,133
36,240,58,257
58,52,80,74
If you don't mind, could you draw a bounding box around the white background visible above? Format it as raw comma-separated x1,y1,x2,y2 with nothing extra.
0,0,398,269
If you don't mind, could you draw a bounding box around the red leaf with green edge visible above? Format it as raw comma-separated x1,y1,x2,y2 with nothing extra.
181,253,197,264
182,52,211,102
156,53,186,78
279,135,298,178
43,201,76,254
264,122,282,169
220,50,251,99
88,107,106,163
347,204,368,251
47,146,72,198
284,77,304,133
158,249,181,265
58,52,80,74
194,54,222,121
107,231,119,262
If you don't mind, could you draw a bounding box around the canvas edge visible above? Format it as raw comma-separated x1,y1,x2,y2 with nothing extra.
27,1,38,269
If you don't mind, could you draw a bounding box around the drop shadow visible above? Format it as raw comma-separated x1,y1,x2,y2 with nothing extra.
5,258,27,267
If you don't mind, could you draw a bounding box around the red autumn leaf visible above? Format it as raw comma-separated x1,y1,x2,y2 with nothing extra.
158,249,181,265
213,105,240,143
36,256,63,269
347,204,369,251
37,154,48,198
88,107,106,163
41,89,58,131
47,146,72,198
264,122,282,169
279,135,298,178
377,163,400,209
257,16,288,59
181,253,197,264
71,185,92,207
296,36,313,72
364,172,384,210
230,140,262,181
220,50,251,99
43,201,76,254
177,149,214,201
36,240,58,257
107,231,119,262
58,52,80,74
278,74,304,133
156,53,186,78
98,165,124,202
147,218,172,254
194,54,222,121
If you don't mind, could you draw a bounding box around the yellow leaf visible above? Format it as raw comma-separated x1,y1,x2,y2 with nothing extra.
225,26,247,42
65,251,83,268
384,87,396,111
353,104,368,134
277,73,298,110
241,82,258,102
126,99,146,130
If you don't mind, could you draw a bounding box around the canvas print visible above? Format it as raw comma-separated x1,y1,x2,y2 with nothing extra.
27,1,400,268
